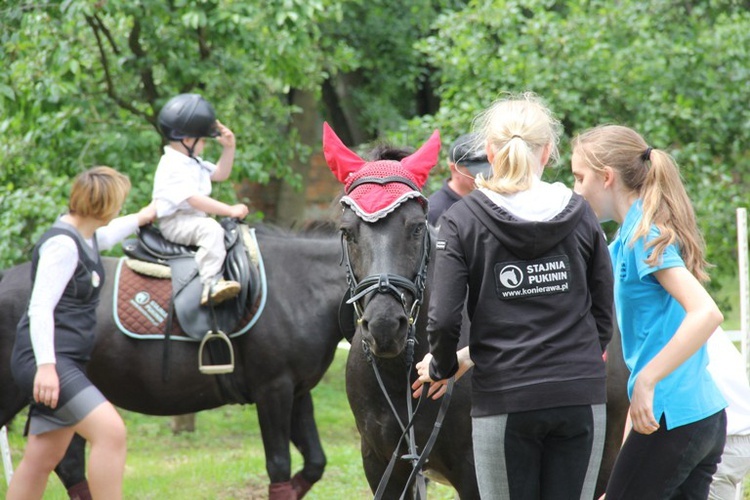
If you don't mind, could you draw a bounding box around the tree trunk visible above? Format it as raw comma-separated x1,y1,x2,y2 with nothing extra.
274,88,321,228
322,72,368,145
170,413,196,434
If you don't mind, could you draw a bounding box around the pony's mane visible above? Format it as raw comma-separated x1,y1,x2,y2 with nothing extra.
366,143,414,162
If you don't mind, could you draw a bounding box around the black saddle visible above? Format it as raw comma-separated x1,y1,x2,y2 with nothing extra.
122,219,260,340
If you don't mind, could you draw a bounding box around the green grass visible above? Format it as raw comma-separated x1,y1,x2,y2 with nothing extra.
0,347,456,499
2,273,747,498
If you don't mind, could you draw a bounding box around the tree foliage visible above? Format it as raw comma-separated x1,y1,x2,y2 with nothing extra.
1,0,748,289
405,0,750,282
0,0,345,265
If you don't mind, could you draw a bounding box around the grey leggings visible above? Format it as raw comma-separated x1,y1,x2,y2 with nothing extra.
473,404,606,500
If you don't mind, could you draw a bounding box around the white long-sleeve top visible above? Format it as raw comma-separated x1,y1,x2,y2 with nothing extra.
707,327,750,436
28,214,140,365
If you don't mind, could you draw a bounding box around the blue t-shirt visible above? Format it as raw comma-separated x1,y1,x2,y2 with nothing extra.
609,201,726,430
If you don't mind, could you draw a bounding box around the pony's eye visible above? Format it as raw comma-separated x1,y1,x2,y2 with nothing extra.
340,227,356,243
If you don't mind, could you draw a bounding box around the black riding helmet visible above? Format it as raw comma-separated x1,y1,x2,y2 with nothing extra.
158,93,220,143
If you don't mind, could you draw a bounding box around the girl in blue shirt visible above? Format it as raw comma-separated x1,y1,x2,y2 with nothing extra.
571,124,727,499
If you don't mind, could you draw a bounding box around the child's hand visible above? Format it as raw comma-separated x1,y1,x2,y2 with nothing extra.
215,120,235,149
228,203,249,219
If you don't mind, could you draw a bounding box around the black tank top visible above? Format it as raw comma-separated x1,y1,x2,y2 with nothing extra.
13,222,105,364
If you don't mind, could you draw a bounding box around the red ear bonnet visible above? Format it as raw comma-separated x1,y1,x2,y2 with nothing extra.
322,122,441,221
322,122,366,184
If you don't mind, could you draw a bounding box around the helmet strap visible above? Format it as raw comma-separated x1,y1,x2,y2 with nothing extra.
180,137,200,158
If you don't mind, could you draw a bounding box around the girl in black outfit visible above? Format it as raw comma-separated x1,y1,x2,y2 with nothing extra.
416,93,614,499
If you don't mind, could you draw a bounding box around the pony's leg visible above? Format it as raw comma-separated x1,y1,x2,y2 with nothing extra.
360,437,415,500
54,434,91,500
0,382,26,429
597,324,629,498
255,380,296,499
289,391,326,498
455,459,481,500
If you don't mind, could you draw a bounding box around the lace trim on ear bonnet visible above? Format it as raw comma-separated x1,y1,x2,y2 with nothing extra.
322,122,441,222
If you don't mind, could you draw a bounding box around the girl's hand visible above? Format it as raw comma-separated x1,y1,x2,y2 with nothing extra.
412,378,451,400
34,363,60,409
412,353,453,400
215,120,236,149
629,374,659,434
412,348,474,400
412,353,447,399
137,202,157,226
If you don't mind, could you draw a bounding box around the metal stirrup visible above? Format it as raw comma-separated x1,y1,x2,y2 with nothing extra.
198,329,235,374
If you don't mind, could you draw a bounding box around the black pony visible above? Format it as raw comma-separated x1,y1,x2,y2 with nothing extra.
323,123,630,499
0,225,347,499
324,124,479,498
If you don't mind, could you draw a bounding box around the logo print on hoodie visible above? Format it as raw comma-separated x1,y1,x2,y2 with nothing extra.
498,265,523,288
495,255,571,300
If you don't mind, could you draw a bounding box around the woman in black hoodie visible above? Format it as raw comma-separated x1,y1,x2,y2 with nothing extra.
416,93,614,499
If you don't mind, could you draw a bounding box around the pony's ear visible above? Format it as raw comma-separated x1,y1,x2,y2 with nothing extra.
400,130,441,188
322,122,366,184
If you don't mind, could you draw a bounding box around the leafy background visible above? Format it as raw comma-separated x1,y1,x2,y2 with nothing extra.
2,1,748,294
1,1,749,497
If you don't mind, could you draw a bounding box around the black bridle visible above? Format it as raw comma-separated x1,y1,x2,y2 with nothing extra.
342,222,430,344
340,187,453,500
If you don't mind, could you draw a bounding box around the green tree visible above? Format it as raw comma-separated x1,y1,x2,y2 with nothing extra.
0,0,345,265
0,1,462,266
406,0,750,283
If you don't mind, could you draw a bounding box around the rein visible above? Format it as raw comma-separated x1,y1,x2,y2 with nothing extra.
341,214,453,499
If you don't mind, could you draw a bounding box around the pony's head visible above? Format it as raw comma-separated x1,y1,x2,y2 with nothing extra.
323,122,440,222
323,123,440,357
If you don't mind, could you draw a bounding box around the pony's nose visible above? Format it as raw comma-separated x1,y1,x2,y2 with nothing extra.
360,310,409,358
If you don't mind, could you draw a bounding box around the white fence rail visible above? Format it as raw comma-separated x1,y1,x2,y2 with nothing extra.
1,425,12,486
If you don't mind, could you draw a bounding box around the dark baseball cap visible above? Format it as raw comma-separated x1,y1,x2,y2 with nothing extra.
449,133,492,176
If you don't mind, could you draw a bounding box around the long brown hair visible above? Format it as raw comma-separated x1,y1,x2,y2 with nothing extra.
572,125,709,282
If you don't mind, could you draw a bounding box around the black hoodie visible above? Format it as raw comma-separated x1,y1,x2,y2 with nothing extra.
428,189,614,417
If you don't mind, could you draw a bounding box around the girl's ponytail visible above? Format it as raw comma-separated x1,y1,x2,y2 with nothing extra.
636,149,709,282
474,92,561,194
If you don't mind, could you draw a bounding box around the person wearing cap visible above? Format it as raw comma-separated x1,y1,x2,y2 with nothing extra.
152,93,249,306
426,133,492,227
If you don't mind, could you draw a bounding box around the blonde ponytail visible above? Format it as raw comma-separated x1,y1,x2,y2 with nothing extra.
474,92,561,194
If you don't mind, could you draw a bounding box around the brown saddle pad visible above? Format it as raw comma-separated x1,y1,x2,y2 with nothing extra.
113,258,263,340
114,261,185,338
